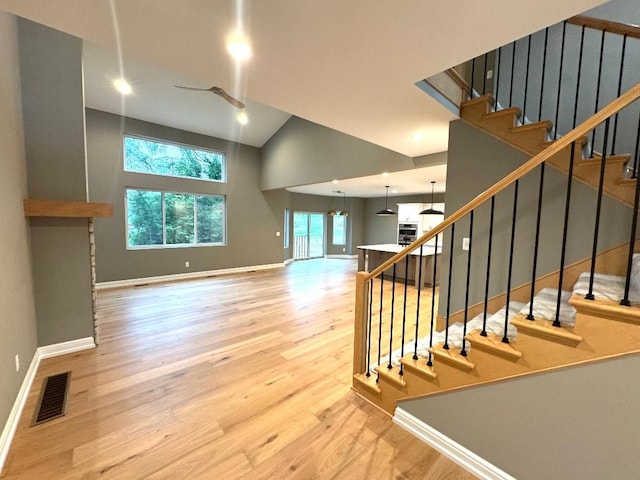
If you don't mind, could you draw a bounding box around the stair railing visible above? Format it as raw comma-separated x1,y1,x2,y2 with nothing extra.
353,84,640,382
463,15,640,172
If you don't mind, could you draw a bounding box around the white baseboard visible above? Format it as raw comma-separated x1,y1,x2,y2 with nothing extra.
38,337,95,359
96,263,285,290
325,254,358,259
0,337,95,474
284,258,294,265
393,408,516,480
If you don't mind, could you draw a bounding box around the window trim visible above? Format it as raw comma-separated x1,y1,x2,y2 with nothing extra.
125,187,226,250
123,133,227,183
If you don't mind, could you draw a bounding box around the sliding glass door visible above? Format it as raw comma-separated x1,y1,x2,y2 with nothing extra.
293,212,325,259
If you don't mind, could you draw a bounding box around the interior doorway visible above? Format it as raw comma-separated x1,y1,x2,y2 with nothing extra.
293,212,325,259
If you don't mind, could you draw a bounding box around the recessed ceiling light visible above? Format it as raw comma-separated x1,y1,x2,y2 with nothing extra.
332,179,339,184
226,38,252,61
237,111,248,125
113,78,132,95
392,189,398,194
412,132,425,141
382,172,390,177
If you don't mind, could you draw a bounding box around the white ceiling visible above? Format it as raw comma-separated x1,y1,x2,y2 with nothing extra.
0,0,607,195
287,165,447,199
82,42,291,148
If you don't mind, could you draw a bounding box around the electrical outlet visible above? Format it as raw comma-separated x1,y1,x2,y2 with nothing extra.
487,69,493,79
15,354,20,372
462,238,470,251
276,231,281,237
342,248,346,252
185,261,190,268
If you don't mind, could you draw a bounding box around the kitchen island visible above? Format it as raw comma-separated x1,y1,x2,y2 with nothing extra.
357,243,441,287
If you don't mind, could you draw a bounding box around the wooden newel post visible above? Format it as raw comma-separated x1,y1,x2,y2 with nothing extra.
353,271,370,377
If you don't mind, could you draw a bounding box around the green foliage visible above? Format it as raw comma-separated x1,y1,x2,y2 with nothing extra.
127,190,163,246
124,136,224,181
126,189,224,247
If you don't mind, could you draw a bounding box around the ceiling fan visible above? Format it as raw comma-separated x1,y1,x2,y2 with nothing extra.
174,85,246,109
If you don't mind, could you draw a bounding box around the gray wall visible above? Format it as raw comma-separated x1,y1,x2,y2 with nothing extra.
0,11,39,440
494,0,640,156
400,353,640,480
363,193,446,246
18,18,94,344
440,120,631,316
86,109,285,282
261,116,424,190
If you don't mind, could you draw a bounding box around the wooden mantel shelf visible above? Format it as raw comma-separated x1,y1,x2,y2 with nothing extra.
24,199,113,218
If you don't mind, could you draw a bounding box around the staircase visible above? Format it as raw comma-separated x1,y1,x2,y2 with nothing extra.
351,13,640,415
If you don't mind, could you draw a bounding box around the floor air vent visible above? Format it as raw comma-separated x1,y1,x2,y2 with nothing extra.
33,372,70,425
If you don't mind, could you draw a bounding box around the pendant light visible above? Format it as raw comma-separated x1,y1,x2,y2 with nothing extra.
376,186,397,216
327,191,338,216
420,181,444,215
339,191,349,216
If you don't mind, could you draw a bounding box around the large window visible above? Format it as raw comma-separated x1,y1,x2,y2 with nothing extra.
124,136,225,182
332,215,346,245
126,189,225,248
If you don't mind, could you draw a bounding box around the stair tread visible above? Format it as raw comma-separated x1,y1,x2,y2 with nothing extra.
399,355,438,380
569,294,640,324
465,330,523,361
429,343,475,372
511,314,583,346
578,154,631,167
353,373,382,395
483,106,521,120
616,177,637,186
460,94,494,107
511,120,552,133
375,365,407,388
541,135,589,148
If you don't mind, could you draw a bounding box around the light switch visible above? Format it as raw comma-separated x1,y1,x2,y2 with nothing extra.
462,238,470,251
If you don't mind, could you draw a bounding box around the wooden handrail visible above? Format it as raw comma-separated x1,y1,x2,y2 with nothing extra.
362,83,640,281
568,15,640,40
445,68,470,93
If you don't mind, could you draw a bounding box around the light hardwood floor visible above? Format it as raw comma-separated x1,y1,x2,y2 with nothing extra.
1,259,476,479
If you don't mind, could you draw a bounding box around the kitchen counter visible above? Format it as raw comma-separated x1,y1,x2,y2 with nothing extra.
357,243,441,286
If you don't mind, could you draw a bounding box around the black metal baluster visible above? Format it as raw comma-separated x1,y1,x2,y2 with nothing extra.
444,224,456,350
503,180,519,344
611,35,628,156
527,163,546,320
586,118,611,300
482,53,488,95
413,244,424,360
470,57,476,100
523,35,532,122
509,41,516,107
621,113,640,305
555,142,577,327
399,256,410,375
377,272,384,381
427,237,438,367
572,26,586,130
539,28,549,122
388,264,397,368
481,196,496,336
366,278,373,377
633,111,640,178
495,47,502,110
591,30,607,156
461,210,474,357
554,22,567,140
